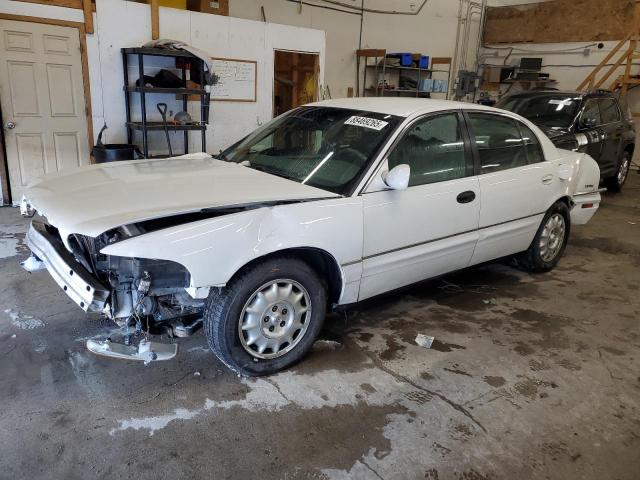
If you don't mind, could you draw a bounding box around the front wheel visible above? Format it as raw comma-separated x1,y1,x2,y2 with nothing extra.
605,150,631,193
517,201,570,273
203,257,327,376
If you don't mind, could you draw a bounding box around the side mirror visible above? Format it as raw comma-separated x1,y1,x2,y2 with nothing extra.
581,117,598,129
382,164,410,190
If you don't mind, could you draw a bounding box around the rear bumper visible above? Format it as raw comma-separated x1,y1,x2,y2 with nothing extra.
26,220,109,312
570,192,601,225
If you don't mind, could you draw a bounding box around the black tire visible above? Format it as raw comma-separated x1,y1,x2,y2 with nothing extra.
203,257,327,376
605,150,631,193
517,201,570,273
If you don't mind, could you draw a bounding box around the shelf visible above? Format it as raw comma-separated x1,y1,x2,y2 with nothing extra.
122,47,199,59
502,78,556,84
365,87,431,93
125,86,207,95
126,122,207,131
366,64,432,73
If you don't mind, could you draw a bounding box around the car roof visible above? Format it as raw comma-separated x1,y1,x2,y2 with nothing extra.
306,97,508,118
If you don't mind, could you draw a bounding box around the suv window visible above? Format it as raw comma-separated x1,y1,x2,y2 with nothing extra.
388,113,467,187
580,99,602,128
468,113,528,173
518,122,545,164
598,98,621,124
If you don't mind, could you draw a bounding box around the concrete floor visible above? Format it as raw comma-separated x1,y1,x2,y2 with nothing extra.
0,175,639,480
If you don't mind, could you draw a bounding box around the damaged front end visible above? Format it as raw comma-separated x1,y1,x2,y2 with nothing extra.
25,218,205,363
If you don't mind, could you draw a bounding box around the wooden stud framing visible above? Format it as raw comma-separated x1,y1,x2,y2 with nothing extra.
151,0,159,40
82,0,94,34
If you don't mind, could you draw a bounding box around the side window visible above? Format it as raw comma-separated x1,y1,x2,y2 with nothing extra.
598,98,621,124
387,113,467,187
580,99,602,127
468,113,528,173
518,122,545,164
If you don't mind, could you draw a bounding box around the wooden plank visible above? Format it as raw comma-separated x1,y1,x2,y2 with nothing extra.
82,0,93,34
151,0,159,40
357,49,386,58
431,57,452,65
485,0,640,44
621,41,635,95
577,34,632,90
10,0,96,11
592,47,634,89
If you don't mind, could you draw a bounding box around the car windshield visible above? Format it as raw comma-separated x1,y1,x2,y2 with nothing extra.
497,94,582,128
220,106,402,195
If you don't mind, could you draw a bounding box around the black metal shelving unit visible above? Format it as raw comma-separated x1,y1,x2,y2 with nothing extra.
122,47,210,158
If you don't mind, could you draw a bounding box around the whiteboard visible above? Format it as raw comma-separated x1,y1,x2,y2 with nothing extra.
210,57,257,102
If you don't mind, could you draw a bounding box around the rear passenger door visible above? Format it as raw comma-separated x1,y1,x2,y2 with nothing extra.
465,112,556,265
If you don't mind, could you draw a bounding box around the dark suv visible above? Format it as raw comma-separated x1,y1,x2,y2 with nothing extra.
497,90,635,192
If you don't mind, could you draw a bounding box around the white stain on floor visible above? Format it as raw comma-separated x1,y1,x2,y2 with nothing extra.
4,308,45,330
0,223,29,259
110,367,409,437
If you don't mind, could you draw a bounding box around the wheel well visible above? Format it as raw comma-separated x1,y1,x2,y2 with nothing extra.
557,196,572,209
229,248,343,306
624,143,635,156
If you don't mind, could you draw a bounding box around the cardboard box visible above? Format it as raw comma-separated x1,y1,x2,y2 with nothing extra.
187,0,229,15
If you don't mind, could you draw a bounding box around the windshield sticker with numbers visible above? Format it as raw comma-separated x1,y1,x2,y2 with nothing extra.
344,116,389,130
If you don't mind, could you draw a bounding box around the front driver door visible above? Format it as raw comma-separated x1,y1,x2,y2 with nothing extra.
359,111,480,301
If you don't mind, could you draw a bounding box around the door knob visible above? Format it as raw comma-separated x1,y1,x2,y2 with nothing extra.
5,121,15,130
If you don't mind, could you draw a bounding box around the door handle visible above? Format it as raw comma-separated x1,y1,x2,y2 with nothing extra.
5,121,15,130
542,174,554,185
456,190,476,204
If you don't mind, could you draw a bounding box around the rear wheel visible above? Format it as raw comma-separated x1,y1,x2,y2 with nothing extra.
517,201,570,273
203,257,327,376
605,150,631,193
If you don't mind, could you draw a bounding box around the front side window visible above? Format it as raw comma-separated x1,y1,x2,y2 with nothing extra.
580,99,602,128
387,113,468,187
468,113,528,173
598,98,621,124
222,107,402,195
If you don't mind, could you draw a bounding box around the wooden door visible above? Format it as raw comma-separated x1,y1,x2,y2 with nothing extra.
0,19,89,203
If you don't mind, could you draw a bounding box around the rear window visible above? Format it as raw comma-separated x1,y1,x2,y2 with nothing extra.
497,94,581,128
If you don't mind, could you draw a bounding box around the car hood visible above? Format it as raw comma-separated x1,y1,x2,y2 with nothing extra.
24,153,339,238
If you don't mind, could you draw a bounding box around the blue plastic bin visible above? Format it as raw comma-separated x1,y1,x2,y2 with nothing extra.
387,53,413,67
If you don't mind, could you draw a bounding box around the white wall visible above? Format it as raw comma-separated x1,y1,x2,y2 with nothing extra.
229,0,479,99
0,0,325,160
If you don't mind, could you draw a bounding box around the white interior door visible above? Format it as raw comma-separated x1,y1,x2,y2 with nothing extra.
0,19,89,203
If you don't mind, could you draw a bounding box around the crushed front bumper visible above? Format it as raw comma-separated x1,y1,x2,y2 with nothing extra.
26,220,110,312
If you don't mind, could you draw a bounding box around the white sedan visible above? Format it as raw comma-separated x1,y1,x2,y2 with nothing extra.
21,98,601,375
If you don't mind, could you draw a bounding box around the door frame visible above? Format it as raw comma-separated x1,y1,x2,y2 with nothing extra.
0,13,93,205
272,48,320,118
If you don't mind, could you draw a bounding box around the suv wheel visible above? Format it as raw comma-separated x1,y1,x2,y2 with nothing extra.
517,201,570,273
605,150,631,193
203,257,327,376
